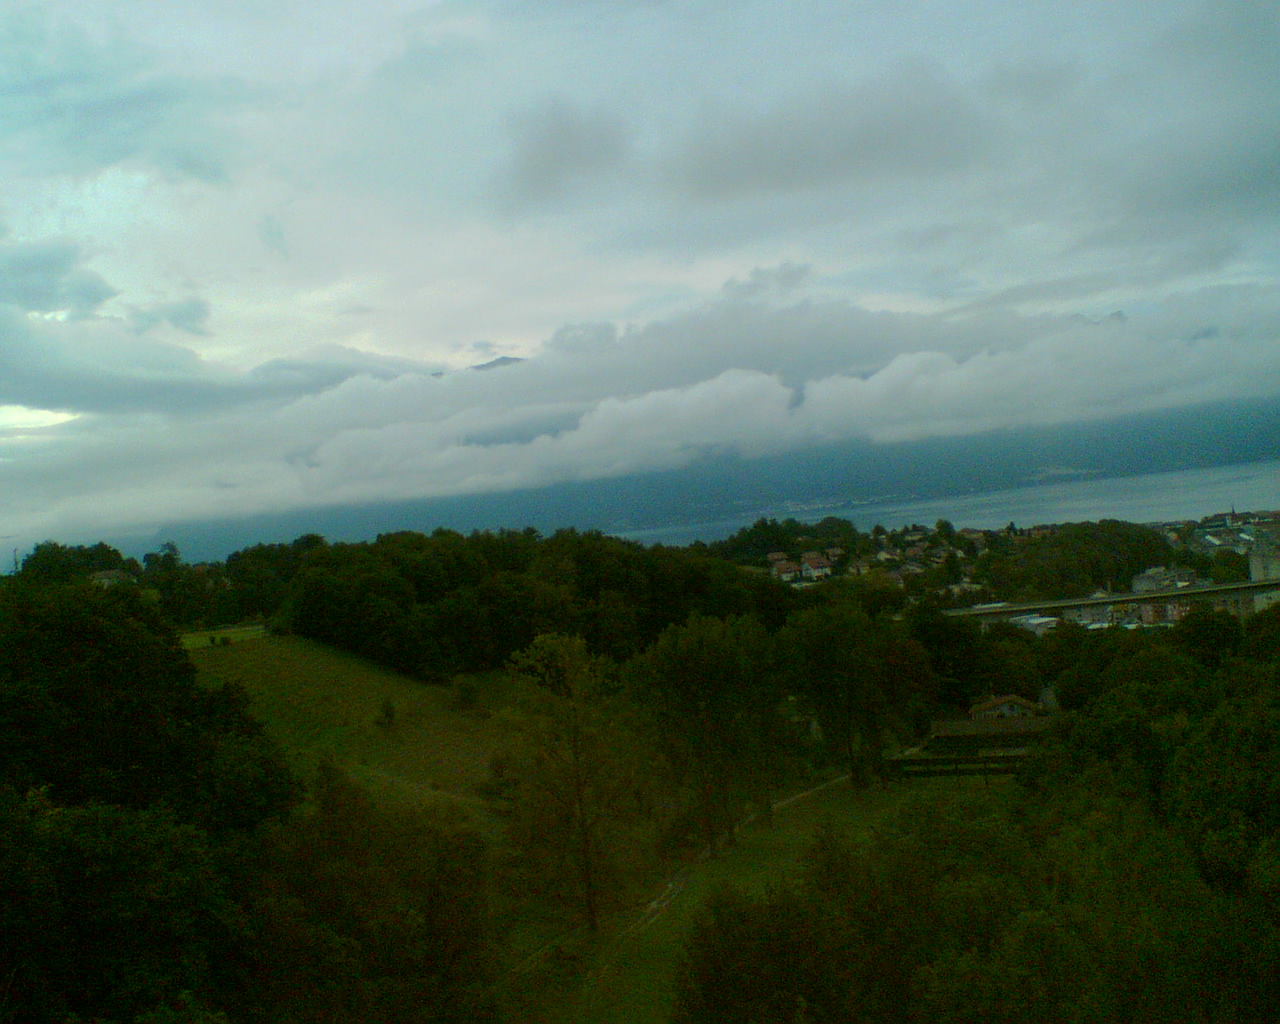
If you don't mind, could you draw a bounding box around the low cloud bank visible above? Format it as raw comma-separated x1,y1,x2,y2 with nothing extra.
3,274,1277,550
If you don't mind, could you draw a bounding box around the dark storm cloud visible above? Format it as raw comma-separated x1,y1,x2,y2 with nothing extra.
1001,3,1280,263
0,307,222,414
222,285,1278,516
496,96,630,210
258,216,289,259
5,278,1279,552
0,231,449,418
496,0,676,16
0,239,116,317
667,63,997,201
248,346,439,387
721,263,813,301
128,297,213,335
1113,113,1280,232
4,0,1278,552
0,305,439,417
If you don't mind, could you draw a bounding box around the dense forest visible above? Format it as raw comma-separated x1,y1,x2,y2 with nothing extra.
674,608,1280,1022
2,520,1278,1022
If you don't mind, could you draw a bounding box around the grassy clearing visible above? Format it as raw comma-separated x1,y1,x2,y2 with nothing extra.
181,623,269,649
190,634,995,1023
577,782,883,1024
516,776,984,1024
190,635,517,820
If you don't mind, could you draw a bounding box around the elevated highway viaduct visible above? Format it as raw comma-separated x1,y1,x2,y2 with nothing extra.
945,577,1280,625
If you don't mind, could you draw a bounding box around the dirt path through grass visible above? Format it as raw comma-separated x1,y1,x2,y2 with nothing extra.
612,772,852,947
508,773,900,1024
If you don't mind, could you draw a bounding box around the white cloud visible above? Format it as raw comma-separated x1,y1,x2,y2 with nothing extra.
0,0,1276,552
0,7,253,181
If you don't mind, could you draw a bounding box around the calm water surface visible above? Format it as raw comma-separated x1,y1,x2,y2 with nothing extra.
622,459,1280,545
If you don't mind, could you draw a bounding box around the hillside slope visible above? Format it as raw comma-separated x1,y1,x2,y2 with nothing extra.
191,635,514,819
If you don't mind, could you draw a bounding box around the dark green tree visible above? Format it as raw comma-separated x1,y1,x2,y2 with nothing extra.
673,883,851,1024
779,603,935,782
673,775,1266,1024
226,762,500,1024
1066,642,1214,802
626,614,781,851
140,541,221,626
0,794,229,1024
1168,604,1243,672
224,533,327,620
0,583,295,828
1166,666,1280,890
1242,602,1280,662
973,519,1174,601
501,634,658,930
19,540,132,583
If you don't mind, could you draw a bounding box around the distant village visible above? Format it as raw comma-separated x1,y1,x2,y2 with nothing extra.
765,509,1280,629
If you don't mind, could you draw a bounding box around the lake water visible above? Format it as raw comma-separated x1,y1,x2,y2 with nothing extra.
621,458,1280,545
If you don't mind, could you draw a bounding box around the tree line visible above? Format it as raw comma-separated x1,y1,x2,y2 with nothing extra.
16,513,1239,639
0,530,972,1021
0,580,501,1024
671,603,1280,1023
4,523,1277,1021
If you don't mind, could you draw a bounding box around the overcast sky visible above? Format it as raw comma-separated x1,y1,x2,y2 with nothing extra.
2,0,1278,552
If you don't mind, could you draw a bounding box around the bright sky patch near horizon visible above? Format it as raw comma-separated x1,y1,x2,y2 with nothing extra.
1,0,1278,550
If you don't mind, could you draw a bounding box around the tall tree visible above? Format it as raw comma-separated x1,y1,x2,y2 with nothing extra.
228,762,500,1024
1166,668,1280,890
19,540,131,583
780,602,935,782
501,634,657,930
1,795,230,1024
0,583,298,1023
0,583,295,828
625,614,781,851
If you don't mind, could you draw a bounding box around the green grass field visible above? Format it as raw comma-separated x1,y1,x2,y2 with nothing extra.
520,778,924,1024
182,623,269,649
190,634,517,819
189,632,981,1024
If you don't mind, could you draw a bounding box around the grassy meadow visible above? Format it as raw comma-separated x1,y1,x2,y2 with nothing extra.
535,778,911,1024
190,633,518,820
182,623,270,649
190,631,985,1024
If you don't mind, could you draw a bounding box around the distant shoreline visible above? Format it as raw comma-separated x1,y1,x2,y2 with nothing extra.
74,456,1280,565
616,458,1280,547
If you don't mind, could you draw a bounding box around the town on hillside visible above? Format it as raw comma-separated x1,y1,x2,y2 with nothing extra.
755,508,1280,628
